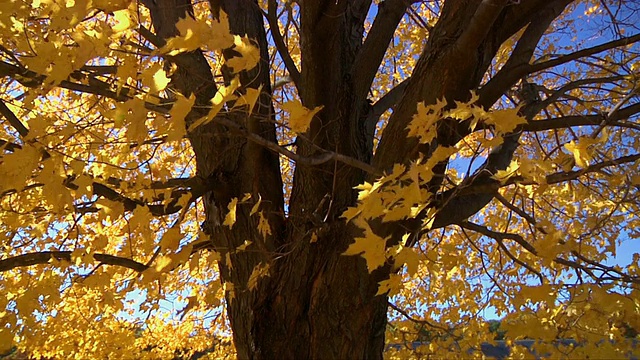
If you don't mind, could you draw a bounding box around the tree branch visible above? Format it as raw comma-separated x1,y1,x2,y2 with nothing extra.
460,221,544,283
431,130,521,229
455,0,509,55
544,153,640,185
0,138,21,152
0,238,213,273
212,115,381,175
0,251,149,272
352,0,411,101
523,102,640,132
460,221,640,285
0,99,29,137
367,79,409,124
520,33,640,80
266,0,301,91
479,0,570,107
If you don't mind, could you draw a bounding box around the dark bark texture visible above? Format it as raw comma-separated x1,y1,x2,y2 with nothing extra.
142,0,577,358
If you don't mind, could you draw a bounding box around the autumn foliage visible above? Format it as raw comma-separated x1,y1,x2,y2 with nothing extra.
1,0,640,359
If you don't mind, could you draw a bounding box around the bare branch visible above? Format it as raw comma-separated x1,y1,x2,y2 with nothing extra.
544,153,640,184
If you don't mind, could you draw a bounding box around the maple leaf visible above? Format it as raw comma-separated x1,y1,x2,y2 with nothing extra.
343,221,388,272
486,107,527,134
247,263,270,291
491,160,520,184
225,36,260,73
223,198,238,228
281,99,323,134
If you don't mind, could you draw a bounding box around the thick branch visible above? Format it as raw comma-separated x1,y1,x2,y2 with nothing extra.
531,33,640,73
352,0,410,100
0,238,213,273
367,79,409,126
430,152,640,231
455,0,509,55
523,102,640,132
479,0,570,107
0,251,148,272
431,131,521,229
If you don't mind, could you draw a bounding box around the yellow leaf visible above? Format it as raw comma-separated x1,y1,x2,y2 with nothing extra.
112,9,133,33
341,206,362,223
486,107,527,133
236,240,252,252
225,36,260,73
225,281,235,302
160,16,209,55
491,159,520,184
250,195,262,216
188,78,239,131
141,63,170,93
155,255,172,272
407,99,447,144
395,245,420,276
247,262,270,291
223,197,238,228
233,86,262,116
258,212,271,238
376,274,402,296
281,99,323,134
167,93,194,141
160,227,182,252
343,222,387,272
206,11,235,50
241,193,252,202
564,138,595,168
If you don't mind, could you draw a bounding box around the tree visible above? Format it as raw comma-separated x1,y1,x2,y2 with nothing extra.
1,0,639,358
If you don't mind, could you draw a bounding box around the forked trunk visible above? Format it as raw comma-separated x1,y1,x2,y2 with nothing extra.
144,0,565,358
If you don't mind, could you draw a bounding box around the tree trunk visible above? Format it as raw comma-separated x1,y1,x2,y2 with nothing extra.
143,0,570,358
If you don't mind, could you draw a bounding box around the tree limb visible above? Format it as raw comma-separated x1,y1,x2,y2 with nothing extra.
455,0,509,55
522,102,640,132
460,221,543,283
479,0,570,107
367,79,409,126
0,238,213,273
518,33,640,81
0,251,149,272
266,0,301,91
0,99,29,137
352,0,411,101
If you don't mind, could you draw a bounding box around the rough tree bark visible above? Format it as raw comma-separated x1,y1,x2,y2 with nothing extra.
142,0,574,358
